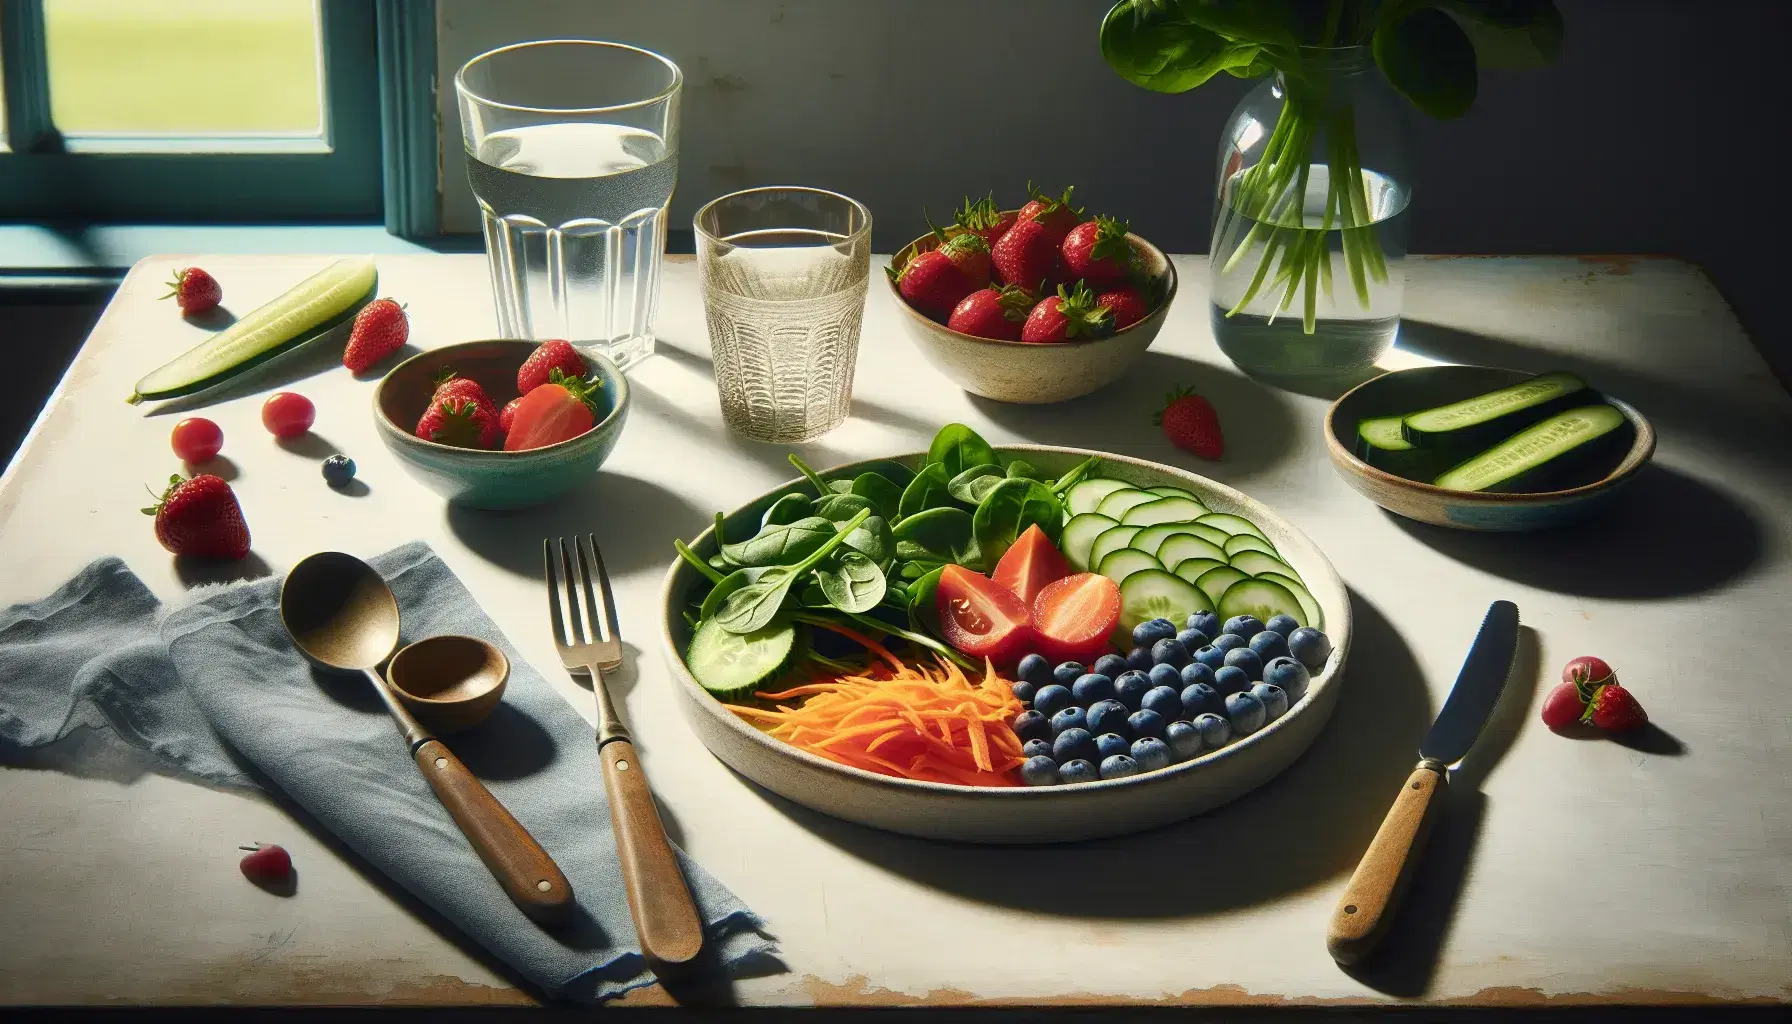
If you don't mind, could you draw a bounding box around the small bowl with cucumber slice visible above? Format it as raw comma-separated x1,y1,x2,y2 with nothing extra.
1325,364,1655,531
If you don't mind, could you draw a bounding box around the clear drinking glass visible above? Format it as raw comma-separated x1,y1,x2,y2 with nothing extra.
695,187,872,442
455,40,681,371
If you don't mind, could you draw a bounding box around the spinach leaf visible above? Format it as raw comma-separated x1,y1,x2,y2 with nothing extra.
1374,6,1477,119
717,509,871,633
674,538,727,584
816,492,875,523
814,550,886,613
972,477,1064,567
947,463,1007,505
760,492,813,529
839,514,893,564
1441,0,1561,68
721,516,835,567
854,458,917,488
898,560,932,582
906,563,945,636
1048,454,1102,495
1099,3,1269,94
708,551,734,572
1004,459,1039,481
851,472,905,520
894,506,980,568
797,576,834,609
897,462,957,520
701,566,774,620
926,423,1000,478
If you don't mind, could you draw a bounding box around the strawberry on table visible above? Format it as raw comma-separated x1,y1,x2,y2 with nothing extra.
1020,281,1112,342
143,473,250,560
889,249,978,322
953,192,1017,248
504,369,604,451
1061,215,1137,287
1157,385,1224,460
1585,682,1647,733
162,267,222,314
238,842,292,886
341,298,410,374
1097,285,1150,330
517,339,587,395
947,284,1036,340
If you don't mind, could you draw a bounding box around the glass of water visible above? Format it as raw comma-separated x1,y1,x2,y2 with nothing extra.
454,40,681,371
695,188,872,443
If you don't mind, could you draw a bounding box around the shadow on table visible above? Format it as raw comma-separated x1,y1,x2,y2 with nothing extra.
750,587,1432,919
446,471,709,579
624,367,858,492
140,320,356,417
1387,463,1760,598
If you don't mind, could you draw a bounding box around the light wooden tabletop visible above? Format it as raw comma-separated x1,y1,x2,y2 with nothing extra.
2,254,1788,1010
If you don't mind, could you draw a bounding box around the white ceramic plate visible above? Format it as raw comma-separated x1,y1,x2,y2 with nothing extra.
658,445,1351,843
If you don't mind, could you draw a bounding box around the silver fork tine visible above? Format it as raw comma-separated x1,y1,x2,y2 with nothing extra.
586,534,622,644
573,535,604,643
558,537,585,645
544,538,568,647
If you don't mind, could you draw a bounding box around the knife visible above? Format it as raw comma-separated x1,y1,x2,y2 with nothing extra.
1326,599,1520,966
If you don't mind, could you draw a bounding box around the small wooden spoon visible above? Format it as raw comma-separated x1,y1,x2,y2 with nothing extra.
279,552,573,924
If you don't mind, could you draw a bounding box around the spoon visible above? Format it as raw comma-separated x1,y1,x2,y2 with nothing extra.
280,551,573,924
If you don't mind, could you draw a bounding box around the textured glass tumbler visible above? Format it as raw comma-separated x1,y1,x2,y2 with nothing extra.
455,40,681,371
696,187,872,442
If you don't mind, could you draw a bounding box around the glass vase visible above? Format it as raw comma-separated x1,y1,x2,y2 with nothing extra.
1208,46,1411,380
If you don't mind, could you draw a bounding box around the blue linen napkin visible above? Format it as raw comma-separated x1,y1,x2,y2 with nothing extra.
0,542,772,1003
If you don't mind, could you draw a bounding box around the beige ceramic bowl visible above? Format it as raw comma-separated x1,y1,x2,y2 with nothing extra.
888,218,1177,404
658,445,1350,844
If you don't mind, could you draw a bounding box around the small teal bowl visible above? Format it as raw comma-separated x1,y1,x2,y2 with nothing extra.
374,340,630,510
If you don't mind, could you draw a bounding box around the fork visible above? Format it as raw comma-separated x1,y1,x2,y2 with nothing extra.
546,535,704,966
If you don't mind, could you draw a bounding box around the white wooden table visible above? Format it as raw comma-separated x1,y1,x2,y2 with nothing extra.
2,254,1789,1011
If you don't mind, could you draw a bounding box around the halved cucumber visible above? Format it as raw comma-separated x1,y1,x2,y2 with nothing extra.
1097,547,1164,586
1196,512,1269,541
1088,525,1144,569
1120,496,1208,527
1172,557,1228,585
1230,550,1297,579
1259,572,1323,630
130,257,380,403
1066,477,1132,516
1095,487,1159,520
1117,569,1212,636
1156,532,1229,568
1146,485,1201,502
1195,565,1249,606
686,617,796,701
1223,533,1277,558
1061,513,1118,571
1217,578,1307,628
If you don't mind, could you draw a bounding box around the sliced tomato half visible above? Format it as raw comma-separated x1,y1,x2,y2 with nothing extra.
991,523,1073,607
936,564,1034,665
1031,572,1121,665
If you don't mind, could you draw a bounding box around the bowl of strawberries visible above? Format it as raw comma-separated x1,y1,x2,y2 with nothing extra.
373,338,630,509
887,185,1177,404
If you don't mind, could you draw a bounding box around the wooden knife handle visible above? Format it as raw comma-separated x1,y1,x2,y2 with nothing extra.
601,739,705,965
1327,763,1447,965
414,739,575,925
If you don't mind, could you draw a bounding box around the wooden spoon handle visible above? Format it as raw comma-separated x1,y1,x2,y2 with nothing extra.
413,739,574,924
1326,763,1447,965
601,739,705,965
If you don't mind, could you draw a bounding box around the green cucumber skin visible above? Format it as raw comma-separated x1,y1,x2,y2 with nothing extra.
1434,404,1633,493
1401,372,1591,452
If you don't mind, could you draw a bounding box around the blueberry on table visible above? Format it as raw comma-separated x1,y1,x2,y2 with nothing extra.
1187,610,1221,638
1072,672,1116,706
1086,699,1132,737
1265,613,1301,637
1127,708,1166,739
1095,732,1130,761
1146,663,1181,691
1287,627,1333,671
1248,629,1289,664
1150,637,1190,668
1263,656,1311,702
1052,661,1087,687
1052,727,1098,765
1057,758,1099,785
1132,617,1178,647
1017,653,1053,687
1130,736,1171,773
1164,720,1202,760
1141,685,1181,721
1223,615,1264,640
1050,706,1088,737
1225,690,1267,736
1211,633,1248,654
1126,646,1154,672
1114,670,1150,710
1193,645,1227,671
1099,754,1141,780
1192,712,1231,748
1033,684,1073,718
1223,647,1264,681
1022,738,1053,760
1251,682,1289,722
1010,679,1037,706
1180,681,1221,719
1021,755,1060,786
1213,665,1251,696
322,454,356,487
1177,627,1209,651
1092,653,1128,680
1012,709,1051,742
1179,661,1217,690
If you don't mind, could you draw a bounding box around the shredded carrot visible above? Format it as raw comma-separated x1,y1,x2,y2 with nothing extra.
729,656,1024,787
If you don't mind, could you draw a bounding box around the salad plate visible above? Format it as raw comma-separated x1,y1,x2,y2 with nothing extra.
658,444,1351,843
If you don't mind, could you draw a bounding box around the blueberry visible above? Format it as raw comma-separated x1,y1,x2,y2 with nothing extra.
1012,710,1051,742
1126,646,1154,672
1223,647,1264,681
1180,681,1221,718
1086,699,1131,738
1151,637,1191,668
1052,727,1097,764
1032,684,1073,718
1072,672,1116,706
1288,627,1333,671
1050,706,1088,737
1021,738,1054,760
1052,661,1086,687
1213,665,1252,696
1164,719,1202,760
1248,630,1289,664
1010,679,1037,706
1099,754,1141,780
1263,656,1311,702
1223,614,1265,640
1016,653,1053,687
1142,685,1181,721
1021,755,1059,786
1132,617,1177,647
1179,661,1217,690
322,454,356,487
1211,633,1248,654
1092,653,1128,680
1146,663,1181,691
1127,708,1166,739
1177,627,1209,651
1058,758,1099,785
1113,670,1151,710
1265,613,1302,637
1251,682,1289,722
1193,711,1231,748
1130,736,1171,773
1186,610,1221,637
1193,645,1227,671
1095,732,1130,761
1225,690,1267,735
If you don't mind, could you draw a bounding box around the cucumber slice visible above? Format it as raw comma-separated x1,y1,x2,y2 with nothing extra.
1217,578,1307,629
1196,512,1269,540
1403,371,1588,450
1131,522,1196,556
1230,550,1297,579
1195,565,1249,606
1118,569,1212,636
1088,525,1144,568
1062,513,1118,571
1095,487,1157,520
1171,557,1228,585
1120,496,1208,527
1146,486,1204,505
1097,547,1163,586
1066,477,1132,516
686,616,796,701
1355,414,1449,479
1223,533,1277,558
1259,572,1323,630
1156,532,1228,568
130,257,380,403
1186,523,1232,547
1433,404,1632,493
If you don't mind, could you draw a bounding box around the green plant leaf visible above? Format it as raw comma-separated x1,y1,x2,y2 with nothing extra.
815,550,887,614
1004,459,1039,480
948,463,1008,505
760,492,813,529
701,566,775,620
1047,455,1103,495
1100,1,1272,94
1440,0,1561,68
971,478,1064,568
925,423,1000,478
720,515,837,567
893,506,980,568
896,462,959,520
839,515,893,564
906,563,946,636
1374,6,1478,119
717,510,870,633
816,493,875,523
850,472,905,520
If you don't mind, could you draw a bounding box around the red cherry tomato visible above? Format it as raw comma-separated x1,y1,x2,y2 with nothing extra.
991,523,1072,607
1031,572,1121,665
935,564,1034,665
170,417,223,463
261,392,315,438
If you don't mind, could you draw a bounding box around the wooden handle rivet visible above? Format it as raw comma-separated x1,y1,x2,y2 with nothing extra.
435,757,447,768
1344,904,1357,914
537,880,551,892
1411,780,1421,789
617,760,630,771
